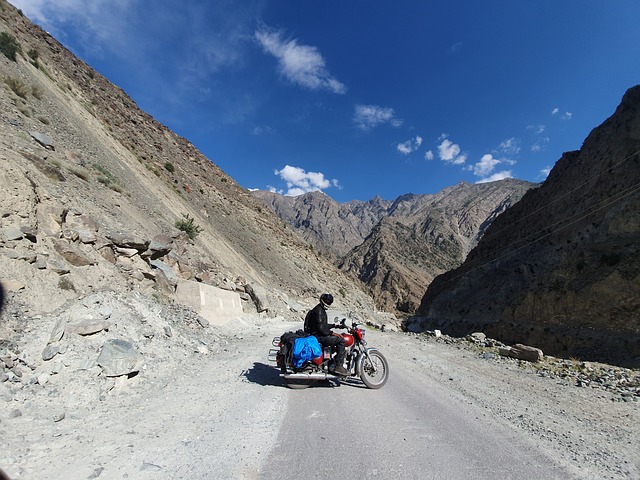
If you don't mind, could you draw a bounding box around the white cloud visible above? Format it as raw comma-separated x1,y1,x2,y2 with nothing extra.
471,154,517,183
449,42,462,54
424,150,434,161
552,107,572,120
397,135,423,155
273,165,339,196
527,124,546,135
539,166,552,178
437,138,467,165
353,104,402,131
473,154,500,177
496,137,521,155
256,29,346,94
476,171,513,183
531,137,550,152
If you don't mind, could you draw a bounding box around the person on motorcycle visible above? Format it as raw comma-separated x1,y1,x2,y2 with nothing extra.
304,293,349,376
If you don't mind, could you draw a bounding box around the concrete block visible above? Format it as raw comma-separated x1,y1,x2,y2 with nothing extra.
175,280,243,326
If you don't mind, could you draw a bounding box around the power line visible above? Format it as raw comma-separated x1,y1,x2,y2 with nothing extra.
481,148,640,244
426,173,640,297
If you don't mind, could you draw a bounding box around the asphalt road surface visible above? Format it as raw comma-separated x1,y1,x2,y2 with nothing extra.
257,329,579,480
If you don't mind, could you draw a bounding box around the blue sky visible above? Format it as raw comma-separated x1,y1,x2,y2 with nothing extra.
9,1,640,202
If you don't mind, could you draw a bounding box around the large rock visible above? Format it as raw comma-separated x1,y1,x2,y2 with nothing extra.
96,339,143,377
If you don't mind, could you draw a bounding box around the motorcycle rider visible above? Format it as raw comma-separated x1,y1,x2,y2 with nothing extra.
304,293,349,376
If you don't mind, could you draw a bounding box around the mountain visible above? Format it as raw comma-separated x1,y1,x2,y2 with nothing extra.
254,180,534,313
412,85,640,367
250,190,392,260
0,1,377,322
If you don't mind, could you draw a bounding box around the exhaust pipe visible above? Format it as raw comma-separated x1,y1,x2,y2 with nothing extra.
282,372,339,381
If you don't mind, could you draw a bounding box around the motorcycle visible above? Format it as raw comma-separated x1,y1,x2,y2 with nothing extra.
268,317,389,389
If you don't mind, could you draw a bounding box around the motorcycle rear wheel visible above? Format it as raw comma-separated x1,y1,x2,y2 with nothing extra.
284,378,316,389
359,351,389,389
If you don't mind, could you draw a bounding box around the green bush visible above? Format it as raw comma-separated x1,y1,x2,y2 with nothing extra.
0,32,20,61
175,213,203,240
164,161,175,173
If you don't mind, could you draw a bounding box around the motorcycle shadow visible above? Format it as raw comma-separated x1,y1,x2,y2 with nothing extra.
243,362,283,387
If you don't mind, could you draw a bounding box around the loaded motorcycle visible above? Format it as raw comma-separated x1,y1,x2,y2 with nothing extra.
268,317,389,389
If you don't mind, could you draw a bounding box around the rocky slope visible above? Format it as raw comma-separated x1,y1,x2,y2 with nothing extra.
0,0,377,324
255,180,533,313
412,85,640,367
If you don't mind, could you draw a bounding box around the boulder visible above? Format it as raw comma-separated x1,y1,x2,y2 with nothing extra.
65,318,111,336
500,343,544,362
53,240,96,266
246,284,269,313
96,339,143,377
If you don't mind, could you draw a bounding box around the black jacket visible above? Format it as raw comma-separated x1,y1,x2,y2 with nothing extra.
304,303,332,337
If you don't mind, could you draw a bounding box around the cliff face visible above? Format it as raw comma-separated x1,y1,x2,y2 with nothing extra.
414,86,640,367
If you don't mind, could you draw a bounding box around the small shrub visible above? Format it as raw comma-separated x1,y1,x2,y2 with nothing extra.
27,48,39,68
58,276,75,291
175,213,203,240
4,76,28,98
164,161,175,173
68,167,88,181
31,85,42,99
0,32,20,61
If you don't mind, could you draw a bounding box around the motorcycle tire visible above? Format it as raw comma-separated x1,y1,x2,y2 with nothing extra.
359,351,389,389
284,378,315,389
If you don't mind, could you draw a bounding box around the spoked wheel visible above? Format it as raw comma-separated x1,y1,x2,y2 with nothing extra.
359,351,389,389
284,378,316,389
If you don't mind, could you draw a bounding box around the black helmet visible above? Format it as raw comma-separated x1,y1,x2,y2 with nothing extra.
320,293,333,308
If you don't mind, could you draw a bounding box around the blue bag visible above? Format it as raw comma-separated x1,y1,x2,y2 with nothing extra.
292,336,322,368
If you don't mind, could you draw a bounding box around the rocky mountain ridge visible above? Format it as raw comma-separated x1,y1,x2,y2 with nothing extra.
412,85,640,367
254,179,534,313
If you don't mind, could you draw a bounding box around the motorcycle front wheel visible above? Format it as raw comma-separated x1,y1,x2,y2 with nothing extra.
359,351,389,389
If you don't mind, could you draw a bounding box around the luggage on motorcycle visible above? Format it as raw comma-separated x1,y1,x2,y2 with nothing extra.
292,335,322,368
279,330,311,368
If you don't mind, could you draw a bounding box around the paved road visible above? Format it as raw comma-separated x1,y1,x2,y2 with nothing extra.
258,335,579,480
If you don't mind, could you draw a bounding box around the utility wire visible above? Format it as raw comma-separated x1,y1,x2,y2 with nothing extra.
427,176,640,295
480,148,640,244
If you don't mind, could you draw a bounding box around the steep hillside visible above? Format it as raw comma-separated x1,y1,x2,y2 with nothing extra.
0,1,376,322
413,85,640,367
255,180,534,313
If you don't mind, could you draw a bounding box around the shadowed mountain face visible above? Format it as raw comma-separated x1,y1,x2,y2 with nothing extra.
413,85,640,367
254,180,534,313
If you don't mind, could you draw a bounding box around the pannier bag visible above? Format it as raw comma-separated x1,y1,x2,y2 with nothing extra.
292,335,322,368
